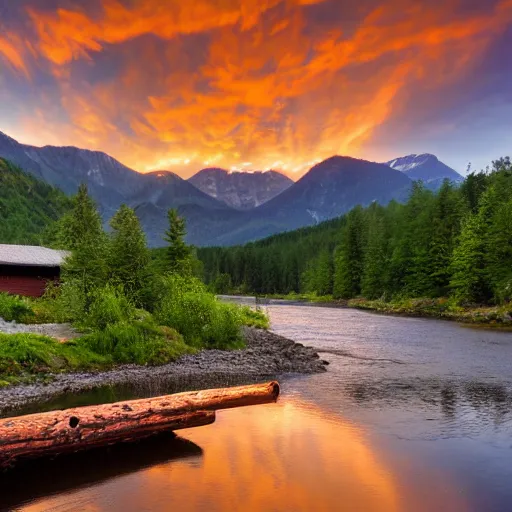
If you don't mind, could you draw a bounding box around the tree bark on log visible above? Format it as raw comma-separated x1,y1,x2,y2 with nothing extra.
0,381,279,469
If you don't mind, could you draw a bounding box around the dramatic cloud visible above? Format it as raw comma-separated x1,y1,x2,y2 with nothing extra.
0,0,511,177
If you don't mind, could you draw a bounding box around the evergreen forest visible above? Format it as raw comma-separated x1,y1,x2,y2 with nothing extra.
199,158,512,306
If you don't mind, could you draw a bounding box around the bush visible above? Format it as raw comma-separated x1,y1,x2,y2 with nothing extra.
82,285,135,330
155,274,245,349
0,293,34,323
27,298,72,324
56,280,88,323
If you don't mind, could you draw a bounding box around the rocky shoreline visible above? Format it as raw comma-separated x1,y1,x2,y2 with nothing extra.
0,327,328,415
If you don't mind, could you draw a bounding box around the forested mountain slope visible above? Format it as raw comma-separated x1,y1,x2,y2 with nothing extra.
0,158,71,244
199,158,512,306
0,131,243,246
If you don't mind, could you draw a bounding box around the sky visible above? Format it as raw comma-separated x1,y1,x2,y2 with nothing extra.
0,0,511,179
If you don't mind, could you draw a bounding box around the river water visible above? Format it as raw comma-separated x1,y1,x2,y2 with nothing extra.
2,305,512,512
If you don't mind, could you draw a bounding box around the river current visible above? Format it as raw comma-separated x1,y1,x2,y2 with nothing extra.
2,304,512,511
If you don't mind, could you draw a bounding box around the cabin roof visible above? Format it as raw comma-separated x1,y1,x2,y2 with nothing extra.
0,245,69,267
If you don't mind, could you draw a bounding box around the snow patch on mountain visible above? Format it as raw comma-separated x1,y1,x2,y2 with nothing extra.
87,167,104,186
386,154,463,190
307,209,321,223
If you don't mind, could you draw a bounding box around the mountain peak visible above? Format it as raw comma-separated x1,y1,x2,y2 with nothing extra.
387,153,463,189
386,154,438,171
189,167,293,210
302,156,392,182
0,130,20,147
146,170,181,180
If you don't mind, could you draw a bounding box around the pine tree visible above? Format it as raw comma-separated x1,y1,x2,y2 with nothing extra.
361,205,389,299
57,184,108,309
315,250,334,296
389,182,434,297
460,172,489,214
487,198,512,302
333,206,366,299
450,186,496,303
109,204,150,306
164,209,192,274
428,180,462,296
57,184,105,251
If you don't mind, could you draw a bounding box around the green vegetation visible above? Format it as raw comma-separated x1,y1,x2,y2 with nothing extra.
0,333,108,387
0,158,71,244
0,293,34,323
199,158,512,323
0,183,269,385
239,306,270,329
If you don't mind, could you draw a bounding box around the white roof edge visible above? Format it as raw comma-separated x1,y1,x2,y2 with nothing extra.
0,244,70,267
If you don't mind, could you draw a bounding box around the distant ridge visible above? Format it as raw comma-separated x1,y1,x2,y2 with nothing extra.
188,167,292,210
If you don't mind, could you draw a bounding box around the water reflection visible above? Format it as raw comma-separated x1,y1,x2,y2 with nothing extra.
344,379,512,427
0,434,203,511
10,400,468,512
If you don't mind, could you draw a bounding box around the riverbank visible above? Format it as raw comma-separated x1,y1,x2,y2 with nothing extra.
240,293,512,328
347,298,512,328
0,327,327,415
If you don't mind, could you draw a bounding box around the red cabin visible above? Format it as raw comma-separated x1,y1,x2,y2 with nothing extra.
0,245,69,298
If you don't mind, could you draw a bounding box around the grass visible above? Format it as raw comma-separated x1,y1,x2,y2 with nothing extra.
239,306,270,329
0,323,196,386
0,332,109,386
79,321,195,365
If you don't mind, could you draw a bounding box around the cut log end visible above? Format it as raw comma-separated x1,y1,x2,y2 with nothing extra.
0,381,280,470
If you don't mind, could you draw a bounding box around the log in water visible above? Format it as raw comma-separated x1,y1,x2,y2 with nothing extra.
0,381,280,469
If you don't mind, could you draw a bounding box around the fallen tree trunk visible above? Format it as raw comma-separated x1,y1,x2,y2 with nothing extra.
0,381,279,469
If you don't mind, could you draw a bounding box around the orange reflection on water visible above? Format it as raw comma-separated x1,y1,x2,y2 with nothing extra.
150,401,400,511
20,399,467,512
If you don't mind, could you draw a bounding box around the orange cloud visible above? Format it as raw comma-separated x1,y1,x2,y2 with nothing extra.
26,0,293,65
6,0,512,177
0,34,29,77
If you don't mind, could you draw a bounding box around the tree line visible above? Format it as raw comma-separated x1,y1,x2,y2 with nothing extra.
199,158,512,305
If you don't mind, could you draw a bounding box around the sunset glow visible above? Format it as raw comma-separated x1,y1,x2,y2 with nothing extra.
1,0,511,177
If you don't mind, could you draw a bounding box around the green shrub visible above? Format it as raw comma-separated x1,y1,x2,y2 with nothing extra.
155,274,245,349
27,298,72,324
56,280,88,323
82,285,135,330
0,293,34,322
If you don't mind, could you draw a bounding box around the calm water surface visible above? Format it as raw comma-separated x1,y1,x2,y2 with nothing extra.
2,305,512,512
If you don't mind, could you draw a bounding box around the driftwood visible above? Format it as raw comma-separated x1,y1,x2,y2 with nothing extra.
0,381,280,469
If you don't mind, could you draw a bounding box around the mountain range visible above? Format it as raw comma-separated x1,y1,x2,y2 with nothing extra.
0,131,464,247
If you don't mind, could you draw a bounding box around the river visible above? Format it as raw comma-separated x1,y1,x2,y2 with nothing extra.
2,304,512,512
